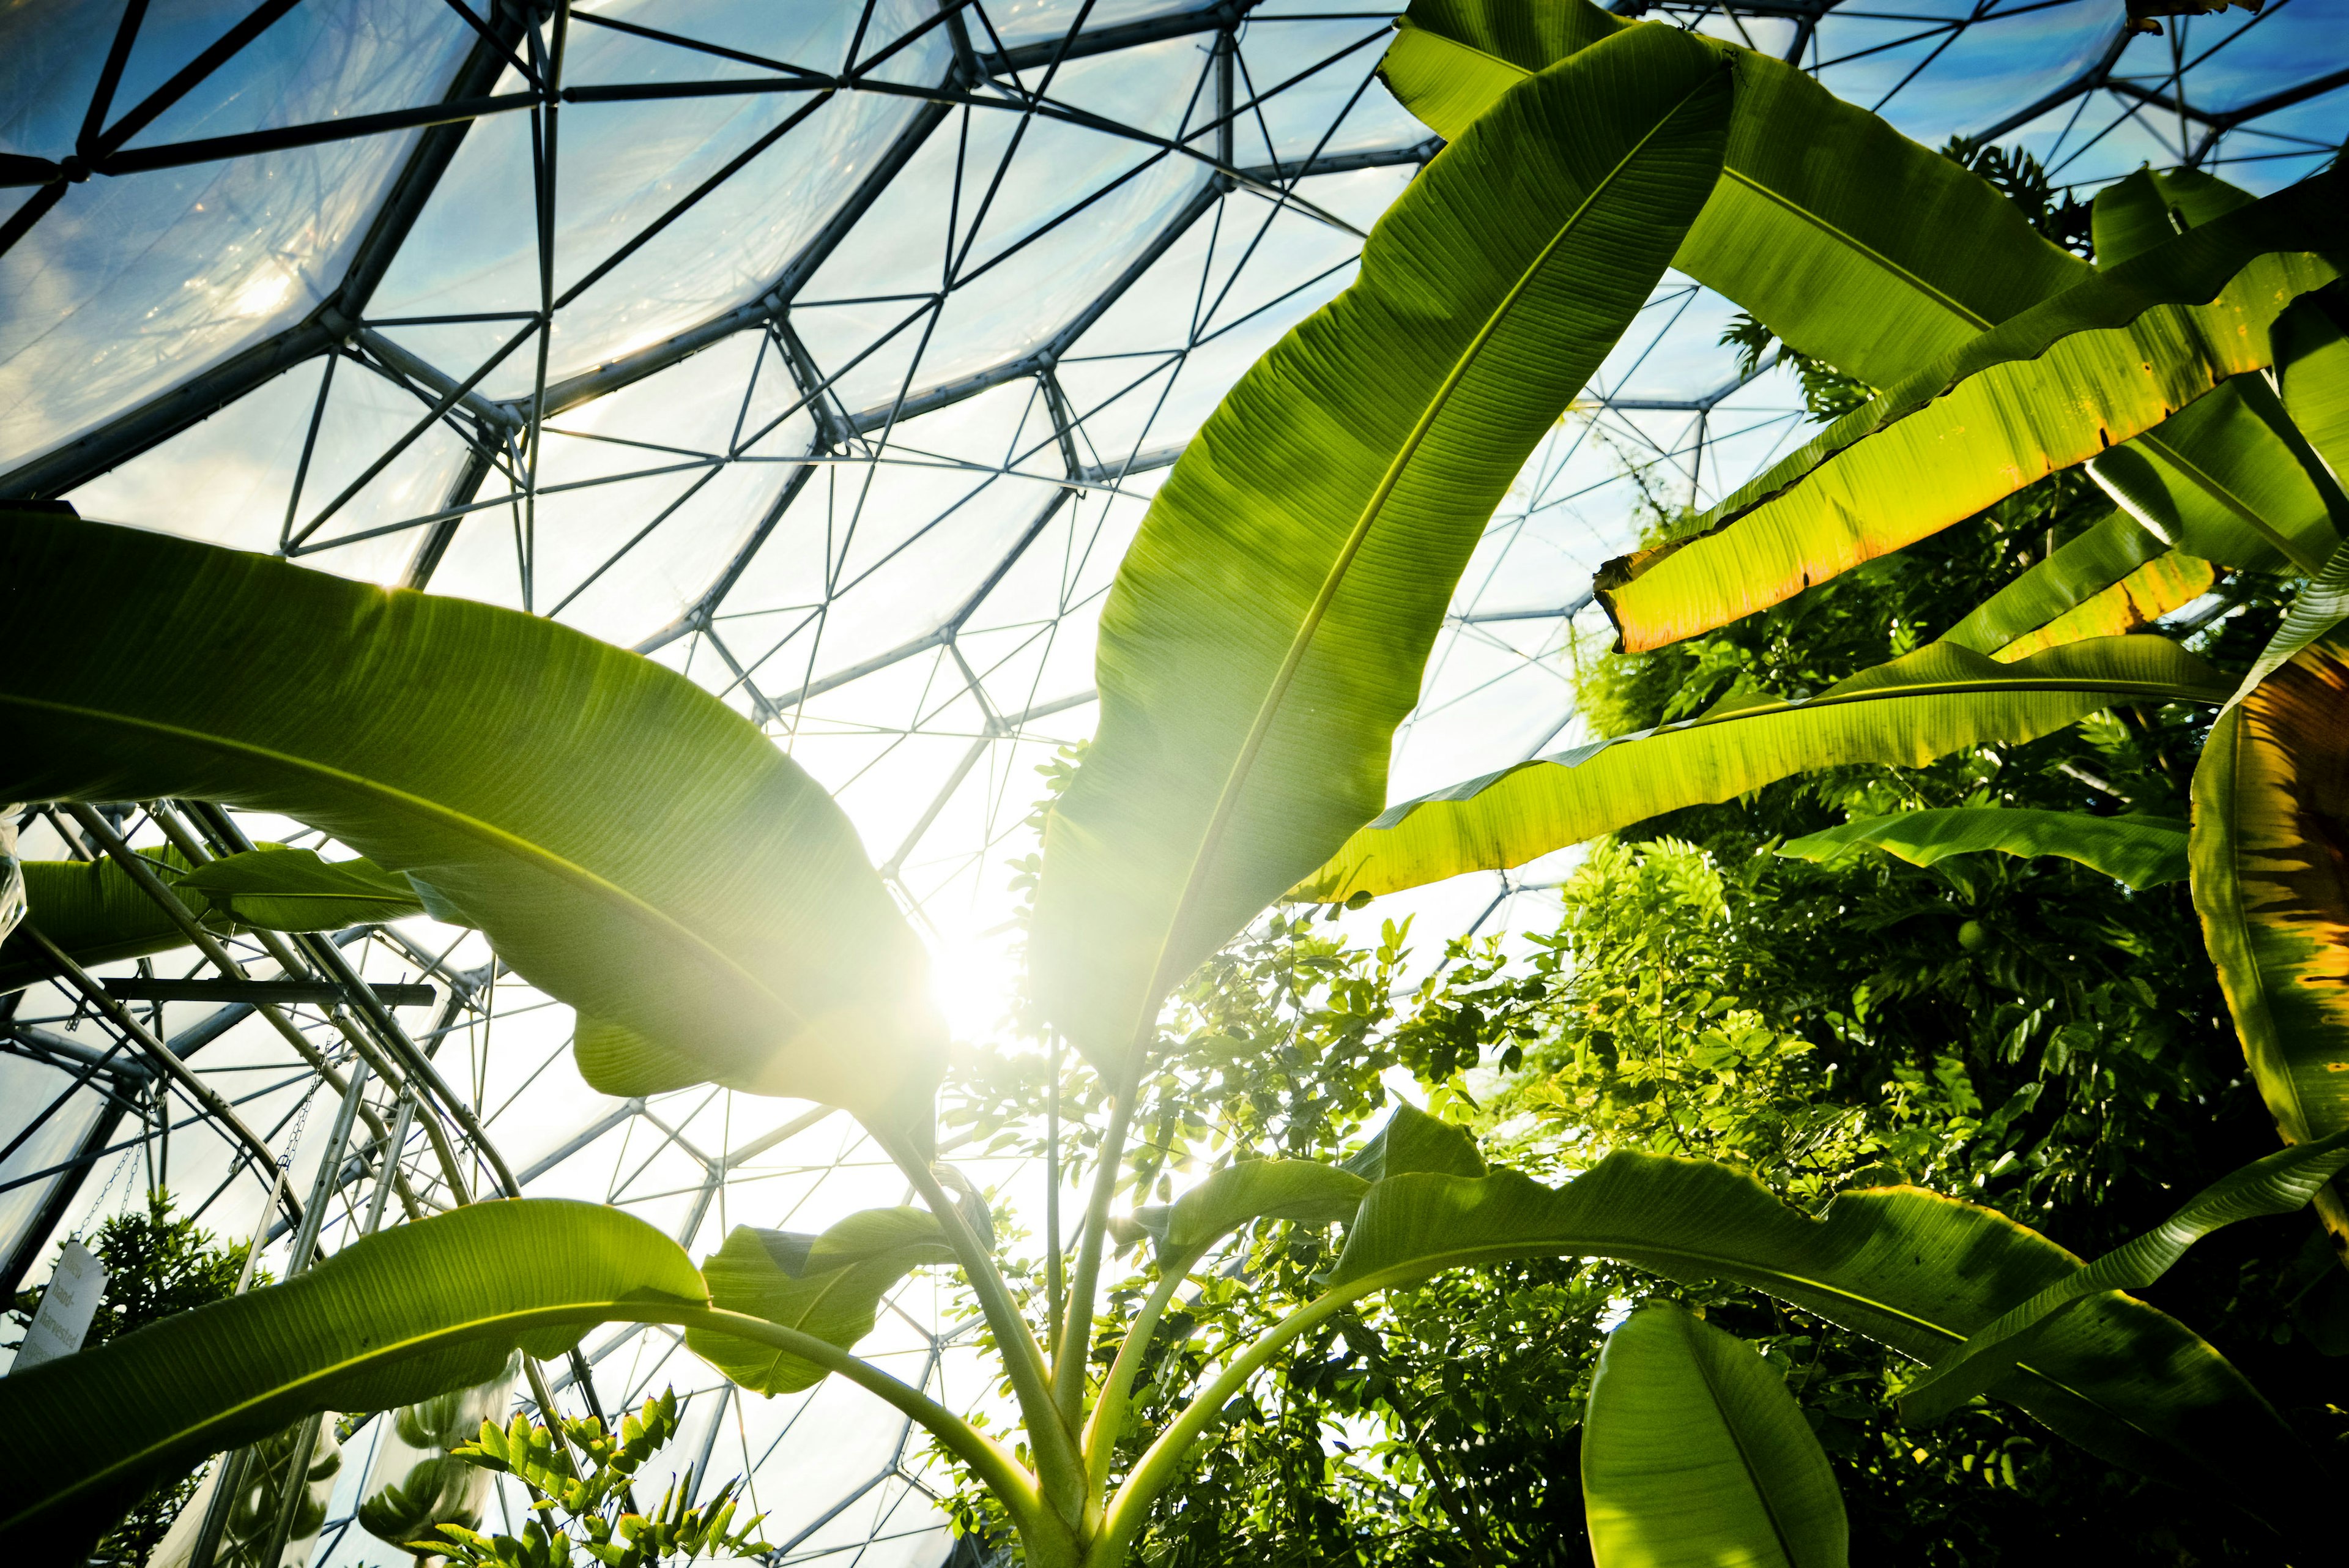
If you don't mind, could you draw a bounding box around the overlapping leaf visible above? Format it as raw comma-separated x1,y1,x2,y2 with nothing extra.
688,1209,957,1395
1902,1126,2349,1424
1028,26,1732,1065
0,1201,706,1546
0,511,944,1120
2091,165,2253,270
1780,809,2188,890
1110,1161,1369,1260
1321,1153,2318,1527
1381,0,2087,387
1597,179,2343,650
2191,630,2349,1247
1583,1301,1846,1568
1936,513,2170,656
1296,637,2228,903
1993,554,2215,663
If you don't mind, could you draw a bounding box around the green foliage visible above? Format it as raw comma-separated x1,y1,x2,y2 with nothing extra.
422,1389,771,1568
7,1194,262,1567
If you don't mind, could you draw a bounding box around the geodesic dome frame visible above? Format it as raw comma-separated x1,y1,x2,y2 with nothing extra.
1,0,2341,1562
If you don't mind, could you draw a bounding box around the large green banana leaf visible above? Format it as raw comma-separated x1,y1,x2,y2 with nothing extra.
0,511,944,1121
1583,1300,1846,1568
1779,808,2189,890
0,845,432,995
1597,180,2343,650
1028,26,1732,1065
1936,513,2169,656
1321,1153,2320,1531
2191,629,2349,1249
1294,636,2228,903
1379,0,2087,388
0,1200,707,1546
2091,166,2255,270
2087,374,2346,574
688,1209,956,1395
1902,1125,2349,1425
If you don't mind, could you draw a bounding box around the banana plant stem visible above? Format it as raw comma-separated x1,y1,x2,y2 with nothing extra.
1082,1253,1196,1497
1054,1058,1141,1426
873,1126,1088,1522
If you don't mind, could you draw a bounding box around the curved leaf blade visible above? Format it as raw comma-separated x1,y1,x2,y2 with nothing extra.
1779,808,2188,890
1382,0,2087,388
2091,165,2254,270
1992,552,2214,663
1029,26,1733,1063
689,1209,956,1395
1583,1300,1847,1568
1598,178,2345,650
0,512,945,1119
2087,374,2347,574
1935,513,2169,656
1296,636,2228,903
1323,1154,2319,1530
2191,630,2349,1247
0,1200,706,1542
176,844,428,929
2274,284,2349,481
1901,1126,2349,1424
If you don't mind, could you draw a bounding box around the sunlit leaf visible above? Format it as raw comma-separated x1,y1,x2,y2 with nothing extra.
1583,1300,1846,1568
0,1201,706,1548
1297,637,2228,903
1597,181,2343,649
0,511,944,1123
176,844,428,929
1935,513,2170,656
1111,1161,1370,1260
1992,553,2215,663
2191,628,2349,1251
2091,165,2254,270
0,845,220,994
1030,25,1732,1066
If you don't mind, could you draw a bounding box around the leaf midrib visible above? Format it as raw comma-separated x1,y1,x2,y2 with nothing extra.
0,693,793,1024
1127,59,1727,1040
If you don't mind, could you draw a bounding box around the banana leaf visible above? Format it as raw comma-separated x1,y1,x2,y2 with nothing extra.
1321,1153,2321,1536
0,511,944,1123
1597,178,2344,650
2086,374,2346,574
1779,808,2188,890
2273,284,2349,480
1901,1126,2349,1424
2091,165,2254,270
1583,1300,1846,1568
1295,636,2228,903
1379,0,2088,388
1993,552,2215,662
689,1209,957,1395
1029,25,1732,1065
0,846,221,994
2191,629,2349,1248
1935,513,2169,656
0,1200,707,1547
1340,1101,1488,1181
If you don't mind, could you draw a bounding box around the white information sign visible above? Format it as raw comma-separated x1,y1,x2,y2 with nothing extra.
10,1238,108,1372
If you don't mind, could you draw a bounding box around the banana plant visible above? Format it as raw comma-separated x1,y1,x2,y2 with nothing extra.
1779,808,2189,890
